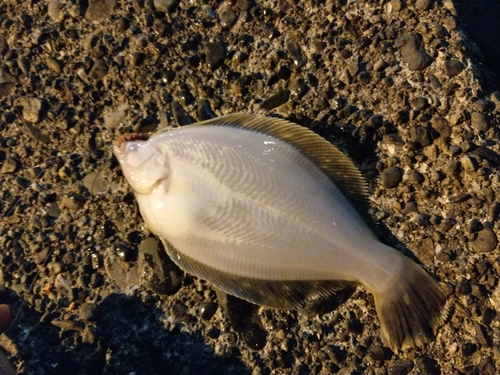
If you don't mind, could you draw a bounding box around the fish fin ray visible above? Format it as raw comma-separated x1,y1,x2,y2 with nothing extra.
193,113,373,227
161,238,357,309
373,260,446,351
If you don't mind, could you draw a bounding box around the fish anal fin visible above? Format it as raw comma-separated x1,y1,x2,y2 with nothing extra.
161,238,357,310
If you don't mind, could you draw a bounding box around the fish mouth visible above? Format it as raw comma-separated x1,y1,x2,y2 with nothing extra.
114,133,151,153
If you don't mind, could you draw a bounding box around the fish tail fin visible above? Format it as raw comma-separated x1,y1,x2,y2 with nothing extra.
372,258,446,352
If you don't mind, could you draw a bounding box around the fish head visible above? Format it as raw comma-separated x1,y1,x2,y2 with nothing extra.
113,133,170,195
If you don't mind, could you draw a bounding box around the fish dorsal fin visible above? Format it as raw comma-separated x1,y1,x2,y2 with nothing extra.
193,112,372,226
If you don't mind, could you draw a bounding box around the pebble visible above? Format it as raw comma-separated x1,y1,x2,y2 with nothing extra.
45,57,62,74
154,0,177,12
85,0,116,21
260,90,290,110
461,155,478,173
171,101,194,125
19,97,43,123
104,248,140,289
395,33,433,71
471,228,498,253
130,52,145,67
368,345,386,362
197,99,215,121
490,91,500,107
47,261,64,275
88,60,108,80
473,99,490,113
288,78,306,98
455,279,471,295
199,302,218,320
443,161,461,178
82,326,97,344
60,193,86,210
0,156,20,174
388,359,414,375
205,42,225,70
409,125,433,147
47,0,65,22
380,166,403,188
444,60,464,77
286,40,306,68
219,4,237,28
473,146,500,165
373,59,388,72
471,111,490,131
79,302,96,321
430,116,450,137
138,237,183,295
405,170,424,185
409,96,428,111
415,0,432,11
474,322,491,348
114,242,135,262
83,172,106,195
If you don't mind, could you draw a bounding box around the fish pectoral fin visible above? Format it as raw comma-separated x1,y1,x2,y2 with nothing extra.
373,259,447,352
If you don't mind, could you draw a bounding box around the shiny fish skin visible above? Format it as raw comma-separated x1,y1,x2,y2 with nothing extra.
113,113,446,351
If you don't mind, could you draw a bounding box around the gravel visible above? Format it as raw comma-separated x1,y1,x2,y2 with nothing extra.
1,0,500,374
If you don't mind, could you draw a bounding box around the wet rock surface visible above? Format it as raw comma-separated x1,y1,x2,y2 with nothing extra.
1,0,500,374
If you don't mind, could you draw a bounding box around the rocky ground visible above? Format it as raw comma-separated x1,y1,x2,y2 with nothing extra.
1,0,500,374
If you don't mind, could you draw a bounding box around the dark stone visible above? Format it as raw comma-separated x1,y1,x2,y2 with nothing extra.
197,99,215,121
380,166,403,188
138,237,183,295
471,228,498,253
388,359,414,375
368,345,386,362
428,74,442,90
242,323,267,350
219,5,237,28
88,60,108,80
415,0,433,11
199,302,218,320
260,90,290,110
85,0,115,21
471,111,490,131
286,40,306,68
455,279,471,295
409,96,428,111
474,146,500,165
171,101,195,125
443,161,461,178
444,60,464,77
153,0,177,12
409,125,433,147
79,302,96,321
395,33,433,71
205,42,226,70
216,292,267,350
114,242,136,262
431,116,451,137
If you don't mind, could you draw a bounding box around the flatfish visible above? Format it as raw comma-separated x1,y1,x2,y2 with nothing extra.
113,113,445,351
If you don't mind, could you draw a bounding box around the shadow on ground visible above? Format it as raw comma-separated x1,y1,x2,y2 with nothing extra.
454,0,500,92
1,290,250,375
